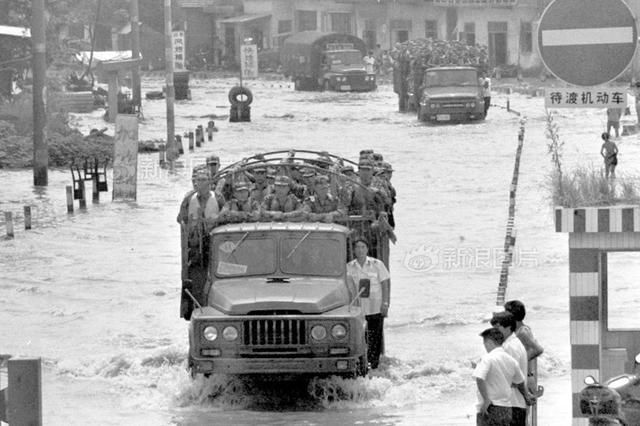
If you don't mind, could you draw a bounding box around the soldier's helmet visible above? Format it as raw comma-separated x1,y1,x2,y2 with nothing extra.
274,175,291,187
358,159,374,170
206,155,220,165
234,180,250,192
314,175,330,186
252,162,267,173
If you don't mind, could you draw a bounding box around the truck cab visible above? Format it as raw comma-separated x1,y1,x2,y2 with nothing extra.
281,31,376,92
188,222,369,378
417,66,485,123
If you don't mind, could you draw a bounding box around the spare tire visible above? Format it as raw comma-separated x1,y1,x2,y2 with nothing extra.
228,86,253,106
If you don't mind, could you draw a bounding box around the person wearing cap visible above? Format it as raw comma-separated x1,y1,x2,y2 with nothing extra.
177,165,207,225
302,175,346,223
261,175,304,221
206,155,221,177
266,166,277,186
348,159,386,217
291,167,316,200
179,168,220,320
249,162,272,203
219,180,261,224
375,161,396,228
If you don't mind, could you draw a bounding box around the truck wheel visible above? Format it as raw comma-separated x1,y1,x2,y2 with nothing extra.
322,80,330,92
188,355,196,379
294,78,302,91
228,85,253,107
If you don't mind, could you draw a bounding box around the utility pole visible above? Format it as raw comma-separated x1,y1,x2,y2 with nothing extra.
130,0,141,108
32,0,47,186
164,0,176,167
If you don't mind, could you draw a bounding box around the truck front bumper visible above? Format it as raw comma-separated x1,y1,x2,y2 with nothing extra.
191,355,360,375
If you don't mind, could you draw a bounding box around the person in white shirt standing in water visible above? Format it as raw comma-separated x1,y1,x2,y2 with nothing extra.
491,311,534,426
347,237,390,369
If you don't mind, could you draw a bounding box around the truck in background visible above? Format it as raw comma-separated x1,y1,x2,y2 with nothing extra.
417,66,486,123
280,32,376,92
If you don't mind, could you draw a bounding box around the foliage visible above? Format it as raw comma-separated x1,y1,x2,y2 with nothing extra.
390,38,489,71
545,110,564,202
549,165,640,207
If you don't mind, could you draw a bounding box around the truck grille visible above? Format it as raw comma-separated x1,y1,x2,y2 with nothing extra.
243,319,307,345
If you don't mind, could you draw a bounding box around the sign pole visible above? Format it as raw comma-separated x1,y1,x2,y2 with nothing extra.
130,0,141,108
32,0,47,186
164,0,175,169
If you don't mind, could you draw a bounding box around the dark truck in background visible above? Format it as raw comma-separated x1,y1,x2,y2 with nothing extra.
417,66,486,123
280,31,376,92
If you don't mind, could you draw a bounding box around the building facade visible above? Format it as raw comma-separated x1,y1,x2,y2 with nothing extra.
178,0,640,76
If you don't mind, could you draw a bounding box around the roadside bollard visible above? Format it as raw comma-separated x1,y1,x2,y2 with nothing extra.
159,144,166,167
197,125,204,144
4,211,14,238
188,132,194,151
66,186,74,213
207,125,213,141
195,127,202,148
79,181,87,210
24,206,32,230
176,135,184,155
92,175,100,204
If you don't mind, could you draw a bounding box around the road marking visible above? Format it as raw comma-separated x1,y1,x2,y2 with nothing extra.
542,27,633,46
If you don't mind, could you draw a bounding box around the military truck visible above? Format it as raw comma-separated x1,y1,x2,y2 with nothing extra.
417,66,486,123
281,32,376,92
181,150,392,378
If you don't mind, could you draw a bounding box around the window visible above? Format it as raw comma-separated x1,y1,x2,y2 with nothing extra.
606,252,640,330
425,20,437,40
330,13,352,34
296,10,317,32
281,236,344,277
520,21,532,53
213,235,277,278
278,20,292,34
363,19,376,50
463,22,475,46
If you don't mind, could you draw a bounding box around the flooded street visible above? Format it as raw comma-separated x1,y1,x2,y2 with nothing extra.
2,75,639,425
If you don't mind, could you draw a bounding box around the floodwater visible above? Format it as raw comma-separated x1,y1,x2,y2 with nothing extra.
2,75,640,425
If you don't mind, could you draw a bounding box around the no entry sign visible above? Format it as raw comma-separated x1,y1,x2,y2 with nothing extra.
538,0,637,87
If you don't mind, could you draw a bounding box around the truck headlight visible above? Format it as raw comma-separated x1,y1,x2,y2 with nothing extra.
203,326,218,341
222,326,238,341
331,324,347,339
311,325,327,341
430,103,437,109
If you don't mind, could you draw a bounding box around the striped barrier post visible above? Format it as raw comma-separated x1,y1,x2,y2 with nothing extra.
4,212,14,239
66,186,74,213
24,206,32,230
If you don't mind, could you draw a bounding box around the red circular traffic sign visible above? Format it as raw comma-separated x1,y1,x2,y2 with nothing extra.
538,0,637,87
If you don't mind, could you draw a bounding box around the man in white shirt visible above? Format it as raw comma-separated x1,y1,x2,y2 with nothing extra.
347,237,390,369
363,51,376,75
481,72,491,116
473,328,528,426
491,312,531,426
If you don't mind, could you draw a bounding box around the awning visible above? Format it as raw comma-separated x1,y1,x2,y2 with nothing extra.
0,25,31,38
220,14,271,25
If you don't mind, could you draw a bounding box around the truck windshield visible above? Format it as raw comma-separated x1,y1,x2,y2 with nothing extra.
213,235,277,277
326,50,364,67
280,236,344,277
425,69,479,87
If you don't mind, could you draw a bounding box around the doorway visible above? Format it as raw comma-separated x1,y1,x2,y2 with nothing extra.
488,22,508,68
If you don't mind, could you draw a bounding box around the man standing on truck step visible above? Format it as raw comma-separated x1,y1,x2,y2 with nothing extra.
347,237,390,369
180,168,220,319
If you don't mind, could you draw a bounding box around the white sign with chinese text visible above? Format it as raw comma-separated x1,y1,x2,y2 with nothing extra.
240,44,258,79
172,31,185,71
112,114,139,201
545,88,627,108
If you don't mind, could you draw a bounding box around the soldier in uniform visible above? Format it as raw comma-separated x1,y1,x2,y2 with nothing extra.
177,164,209,224
303,175,346,223
376,161,396,228
179,168,220,319
249,162,272,203
348,159,385,217
219,180,261,224
261,175,305,221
